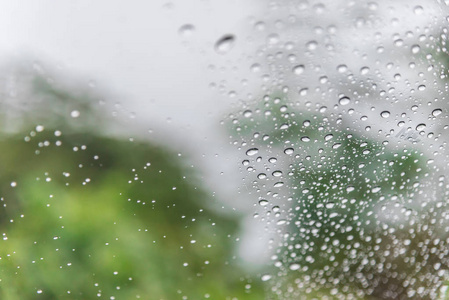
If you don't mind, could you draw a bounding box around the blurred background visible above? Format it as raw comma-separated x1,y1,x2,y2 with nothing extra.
0,0,449,299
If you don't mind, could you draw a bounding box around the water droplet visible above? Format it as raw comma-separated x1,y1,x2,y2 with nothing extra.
261,274,272,281
10,181,17,187
246,148,259,156
337,64,348,73
269,157,277,163
292,65,305,75
259,199,269,206
339,96,350,106
372,186,381,193
274,182,284,187
37,290,43,294
325,202,335,209
289,263,300,270
306,41,318,50
380,111,390,118
347,186,355,192
243,110,252,117
432,109,442,117
71,110,80,118
360,67,370,75
272,171,283,177
178,24,195,37
215,34,235,54
250,63,261,72
284,148,294,155
414,5,424,15
324,134,333,141
411,44,420,54
332,143,342,149
416,123,426,131
418,85,426,91
301,136,310,142
276,219,287,225
258,173,267,179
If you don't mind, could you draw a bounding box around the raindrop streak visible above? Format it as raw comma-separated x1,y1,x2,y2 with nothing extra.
246,148,259,156
215,34,235,54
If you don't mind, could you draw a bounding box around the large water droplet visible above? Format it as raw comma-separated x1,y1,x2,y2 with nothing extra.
259,199,269,206
432,109,442,117
246,148,259,156
293,65,305,75
339,96,350,106
215,34,235,54
416,123,426,131
284,148,294,155
261,274,272,281
380,111,390,118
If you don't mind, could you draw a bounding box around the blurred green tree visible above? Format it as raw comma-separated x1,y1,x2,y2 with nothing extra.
228,93,449,299
0,67,264,300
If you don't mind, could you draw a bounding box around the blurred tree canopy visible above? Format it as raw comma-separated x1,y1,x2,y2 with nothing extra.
0,66,264,300
228,94,449,299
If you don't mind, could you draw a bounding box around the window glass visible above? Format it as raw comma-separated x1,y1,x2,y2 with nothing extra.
0,1,448,299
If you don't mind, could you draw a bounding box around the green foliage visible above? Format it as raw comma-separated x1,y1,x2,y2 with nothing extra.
0,73,265,299
229,94,448,299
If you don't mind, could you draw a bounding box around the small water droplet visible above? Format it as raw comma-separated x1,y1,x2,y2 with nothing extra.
269,157,277,163
380,111,390,118
360,67,370,75
292,65,305,75
416,123,426,131
339,96,350,106
306,40,318,50
215,34,235,54
414,5,424,15
246,148,259,156
432,109,442,117
71,110,80,118
258,173,267,179
178,24,195,37
337,64,348,73
276,219,287,225
243,110,253,117
301,136,310,142
259,199,269,206
289,263,300,270
411,44,420,54
261,274,272,281
372,186,381,193
324,134,333,141
284,148,294,155
272,171,283,177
